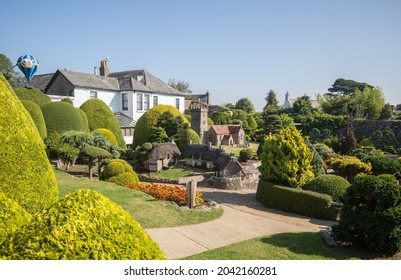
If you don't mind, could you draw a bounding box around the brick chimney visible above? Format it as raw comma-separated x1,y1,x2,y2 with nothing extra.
99,60,109,76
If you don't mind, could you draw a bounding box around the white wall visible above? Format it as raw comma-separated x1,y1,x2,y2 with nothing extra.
72,88,121,112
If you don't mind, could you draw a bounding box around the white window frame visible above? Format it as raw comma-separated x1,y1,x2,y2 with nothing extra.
144,94,150,110
175,98,180,110
122,93,128,111
137,93,143,111
153,95,158,107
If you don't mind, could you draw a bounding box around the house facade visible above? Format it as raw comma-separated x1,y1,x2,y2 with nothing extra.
31,60,186,145
206,125,245,146
145,142,181,172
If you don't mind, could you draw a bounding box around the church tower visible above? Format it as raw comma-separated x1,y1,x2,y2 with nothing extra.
190,101,209,144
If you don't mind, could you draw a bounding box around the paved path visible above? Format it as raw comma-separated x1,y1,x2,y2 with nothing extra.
146,187,336,259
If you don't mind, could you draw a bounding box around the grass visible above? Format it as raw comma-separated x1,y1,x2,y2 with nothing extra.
183,232,355,260
147,166,193,180
56,170,223,229
218,142,259,158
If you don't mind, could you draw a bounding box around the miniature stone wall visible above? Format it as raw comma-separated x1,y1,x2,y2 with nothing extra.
211,176,259,190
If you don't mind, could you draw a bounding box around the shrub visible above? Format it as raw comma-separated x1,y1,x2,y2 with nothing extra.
107,172,139,186
76,108,89,131
313,143,335,160
60,97,73,105
80,99,127,149
20,100,47,140
102,161,126,180
306,141,326,176
0,189,166,260
256,179,336,220
349,146,383,162
333,175,401,256
80,146,112,179
0,74,58,214
239,148,254,162
327,156,372,182
303,175,350,202
260,126,315,188
14,87,51,107
57,143,80,170
365,155,401,175
0,193,32,244
132,105,188,148
359,138,374,147
95,128,118,146
177,128,201,152
378,174,397,182
41,101,87,135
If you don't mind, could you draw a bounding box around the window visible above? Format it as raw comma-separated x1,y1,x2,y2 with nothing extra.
90,91,97,99
144,94,150,110
153,96,158,106
175,98,180,110
137,93,143,110
122,93,128,111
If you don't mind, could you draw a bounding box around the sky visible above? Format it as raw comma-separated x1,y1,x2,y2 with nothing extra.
1,0,401,111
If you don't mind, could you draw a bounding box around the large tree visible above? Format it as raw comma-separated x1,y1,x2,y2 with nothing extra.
292,95,313,116
235,98,255,114
263,89,279,114
168,78,192,93
328,78,373,96
0,53,23,88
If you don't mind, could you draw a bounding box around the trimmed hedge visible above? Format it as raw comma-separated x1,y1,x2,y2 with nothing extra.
95,128,118,146
0,189,166,260
14,87,51,107
41,101,87,136
76,108,89,131
256,179,336,220
20,100,47,140
303,175,350,202
0,74,59,214
80,99,126,149
101,159,138,185
365,155,401,175
107,172,140,186
102,161,126,180
0,193,32,245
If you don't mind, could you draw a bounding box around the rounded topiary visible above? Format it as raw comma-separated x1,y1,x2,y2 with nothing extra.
133,105,188,148
14,87,51,107
60,97,73,105
107,172,140,186
76,108,89,131
0,74,59,213
80,99,126,149
0,192,32,244
95,128,118,146
239,148,254,162
365,155,401,175
303,175,350,202
0,189,165,260
359,138,374,147
20,100,47,140
102,161,126,180
177,128,201,152
378,174,397,182
41,101,87,136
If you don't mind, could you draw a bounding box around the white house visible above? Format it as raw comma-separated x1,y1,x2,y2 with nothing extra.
31,60,186,144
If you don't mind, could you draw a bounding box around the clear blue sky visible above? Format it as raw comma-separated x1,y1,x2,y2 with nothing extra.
1,0,400,111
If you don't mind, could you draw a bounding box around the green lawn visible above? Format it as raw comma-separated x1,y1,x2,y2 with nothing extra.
218,142,259,158
147,166,193,180
56,170,222,229
183,232,355,260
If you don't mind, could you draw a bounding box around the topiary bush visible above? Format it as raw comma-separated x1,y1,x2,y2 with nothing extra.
256,179,336,220
327,155,372,182
0,189,166,260
101,159,138,185
359,138,374,147
0,74,59,214
95,128,118,146
20,100,47,140
80,99,126,149
260,125,315,188
303,175,350,202
333,175,401,256
76,108,89,131
0,193,32,245
306,141,327,177
60,97,73,105
107,172,140,186
378,174,396,182
14,87,51,107
132,105,188,148
102,161,126,180
177,128,200,152
239,148,254,162
365,155,401,175
41,101,87,136
349,146,383,162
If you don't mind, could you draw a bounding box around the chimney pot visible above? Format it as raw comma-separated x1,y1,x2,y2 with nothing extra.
99,60,109,76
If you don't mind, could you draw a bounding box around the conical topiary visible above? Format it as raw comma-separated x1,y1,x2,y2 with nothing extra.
0,73,59,213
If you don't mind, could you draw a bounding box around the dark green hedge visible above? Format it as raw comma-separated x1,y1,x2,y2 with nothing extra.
20,100,47,140
0,74,59,214
303,175,350,202
0,189,166,260
80,99,126,149
14,87,51,107
256,179,336,220
41,101,87,136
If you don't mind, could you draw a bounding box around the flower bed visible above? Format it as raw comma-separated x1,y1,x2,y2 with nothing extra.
126,183,204,206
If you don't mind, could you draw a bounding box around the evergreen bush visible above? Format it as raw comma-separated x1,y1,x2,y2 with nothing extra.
0,189,165,260
303,175,350,202
107,172,140,186
378,174,396,182
60,97,73,105
333,175,401,256
0,74,59,213
239,148,254,162
20,100,47,140
101,159,137,185
259,126,315,188
14,87,51,107
95,128,118,146
327,156,372,182
102,161,126,180
365,155,401,175
76,108,89,131
41,101,86,136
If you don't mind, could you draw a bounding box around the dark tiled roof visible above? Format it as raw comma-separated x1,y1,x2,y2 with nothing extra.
30,73,54,91
58,69,119,91
114,112,136,128
209,125,242,135
148,142,181,161
184,144,225,162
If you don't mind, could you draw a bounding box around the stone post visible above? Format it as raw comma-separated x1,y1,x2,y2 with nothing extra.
178,175,204,208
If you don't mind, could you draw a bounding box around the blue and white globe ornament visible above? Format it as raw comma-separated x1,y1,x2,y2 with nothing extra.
17,55,39,83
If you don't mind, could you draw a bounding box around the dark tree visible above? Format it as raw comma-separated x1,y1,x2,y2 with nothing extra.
340,120,357,155
168,79,192,93
235,98,255,114
292,95,313,115
263,89,280,114
328,78,373,96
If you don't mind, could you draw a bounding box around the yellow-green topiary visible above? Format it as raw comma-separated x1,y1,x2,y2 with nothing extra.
107,172,139,186
0,189,165,260
327,156,372,182
20,100,47,140
133,105,189,148
101,159,138,185
95,128,118,146
0,73,59,213
260,125,315,188
0,192,32,245
14,87,52,107
76,108,89,131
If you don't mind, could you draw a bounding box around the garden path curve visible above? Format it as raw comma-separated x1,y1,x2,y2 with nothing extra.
145,187,336,259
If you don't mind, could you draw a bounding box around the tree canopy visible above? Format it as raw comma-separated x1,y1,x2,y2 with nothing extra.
168,78,192,93
328,78,373,96
235,98,255,114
